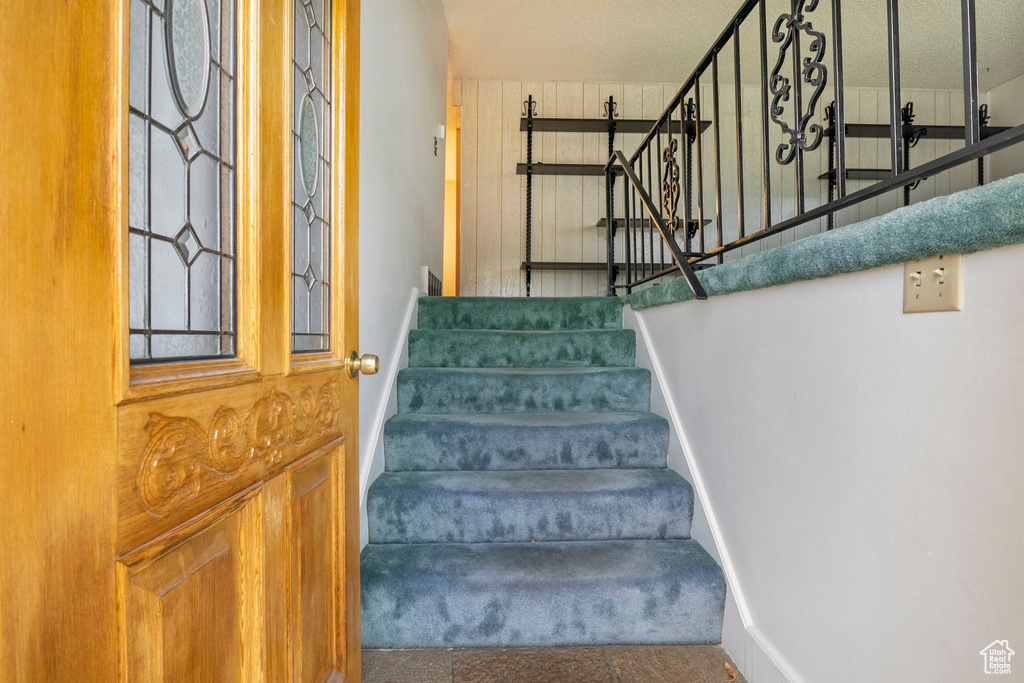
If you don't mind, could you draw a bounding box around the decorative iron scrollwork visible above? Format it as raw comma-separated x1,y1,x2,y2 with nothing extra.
769,0,828,165
903,102,927,149
522,95,537,118
661,139,681,232
902,102,927,190
603,96,618,119
683,98,697,137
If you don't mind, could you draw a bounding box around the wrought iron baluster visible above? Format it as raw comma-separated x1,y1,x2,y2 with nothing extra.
733,27,746,240
681,99,695,255
825,102,836,230
624,160,633,292
694,85,707,255
831,0,847,199
647,146,655,275
712,54,724,263
626,161,634,286
656,124,665,269
886,0,904,176
790,0,806,214
961,0,980,146
638,153,646,280
759,0,773,230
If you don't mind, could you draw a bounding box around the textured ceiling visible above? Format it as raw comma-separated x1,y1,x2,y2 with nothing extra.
443,0,1024,91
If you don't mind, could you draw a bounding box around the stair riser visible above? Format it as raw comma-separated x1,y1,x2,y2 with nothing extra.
367,473,693,544
383,415,669,471
418,296,623,331
407,329,636,368
361,541,726,649
397,369,651,414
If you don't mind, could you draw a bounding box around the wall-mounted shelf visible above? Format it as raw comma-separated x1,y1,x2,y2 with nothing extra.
516,163,613,177
521,118,711,136
820,101,1006,229
818,168,891,181
596,218,711,229
519,93,714,295
521,261,626,271
824,122,1010,140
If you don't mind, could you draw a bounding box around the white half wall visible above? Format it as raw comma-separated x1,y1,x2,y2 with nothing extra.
625,305,789,683
632,243,1024,683
359,0,447,495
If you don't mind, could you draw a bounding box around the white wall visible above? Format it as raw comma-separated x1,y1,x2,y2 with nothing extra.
359,0,447,494
987,72,1024,183
633,243,1024,682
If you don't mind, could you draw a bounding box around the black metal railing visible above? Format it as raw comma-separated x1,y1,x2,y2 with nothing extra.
604,0,1024,297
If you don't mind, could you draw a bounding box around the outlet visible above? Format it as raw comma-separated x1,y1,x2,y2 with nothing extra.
903,254,963,313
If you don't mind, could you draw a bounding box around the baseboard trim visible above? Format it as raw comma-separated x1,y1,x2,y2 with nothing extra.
359,286,419,548
630,304,798,683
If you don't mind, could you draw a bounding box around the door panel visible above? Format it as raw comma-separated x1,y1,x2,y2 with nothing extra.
118,489,264,683
291,448,341,682
263,444,347,683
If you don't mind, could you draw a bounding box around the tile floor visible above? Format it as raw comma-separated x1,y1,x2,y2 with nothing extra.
362,645,746,683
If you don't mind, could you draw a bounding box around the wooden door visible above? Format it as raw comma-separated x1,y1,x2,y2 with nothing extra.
0,1,362,681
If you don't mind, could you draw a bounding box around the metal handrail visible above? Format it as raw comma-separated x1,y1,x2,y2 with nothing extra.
606,152,707,299
604,0,1024,295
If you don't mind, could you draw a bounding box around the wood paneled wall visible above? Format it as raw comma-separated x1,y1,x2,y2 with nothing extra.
455,79,981,297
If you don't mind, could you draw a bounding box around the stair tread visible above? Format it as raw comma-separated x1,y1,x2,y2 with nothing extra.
400,366,649,376
408,329,636,368
372,467,686,494
361,539,725,648
368,469,693,544
384,412,669,471
398,367,651,415
386,411,666,428
419,296,623,331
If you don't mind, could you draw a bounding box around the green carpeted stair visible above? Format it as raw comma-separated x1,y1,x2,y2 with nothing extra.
361,296,725,649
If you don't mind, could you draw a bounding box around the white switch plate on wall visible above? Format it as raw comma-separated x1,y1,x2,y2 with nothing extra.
903,254,963,313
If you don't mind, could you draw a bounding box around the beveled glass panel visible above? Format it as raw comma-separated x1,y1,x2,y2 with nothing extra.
166,0,211,119
129,114,148,230
189,153,220,247
128,0,237,363
150,239,188,330
129,233,148,329
207,0,221,62
194,79,219,155
291,0,332,353
129,0,149,113
150,129,186,237
190,251,221,330
150,16,183,130
299,96,319,197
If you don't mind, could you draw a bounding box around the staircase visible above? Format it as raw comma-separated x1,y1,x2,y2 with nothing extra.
360,296,725,649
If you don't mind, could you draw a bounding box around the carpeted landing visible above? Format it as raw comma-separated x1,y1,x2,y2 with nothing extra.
361,296,725,649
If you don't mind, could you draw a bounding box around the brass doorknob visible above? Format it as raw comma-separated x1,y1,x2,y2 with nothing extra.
346,352,380,378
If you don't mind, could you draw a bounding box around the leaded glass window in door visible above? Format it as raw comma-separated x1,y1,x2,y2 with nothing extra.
128,0,237,362
292,0,333,353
